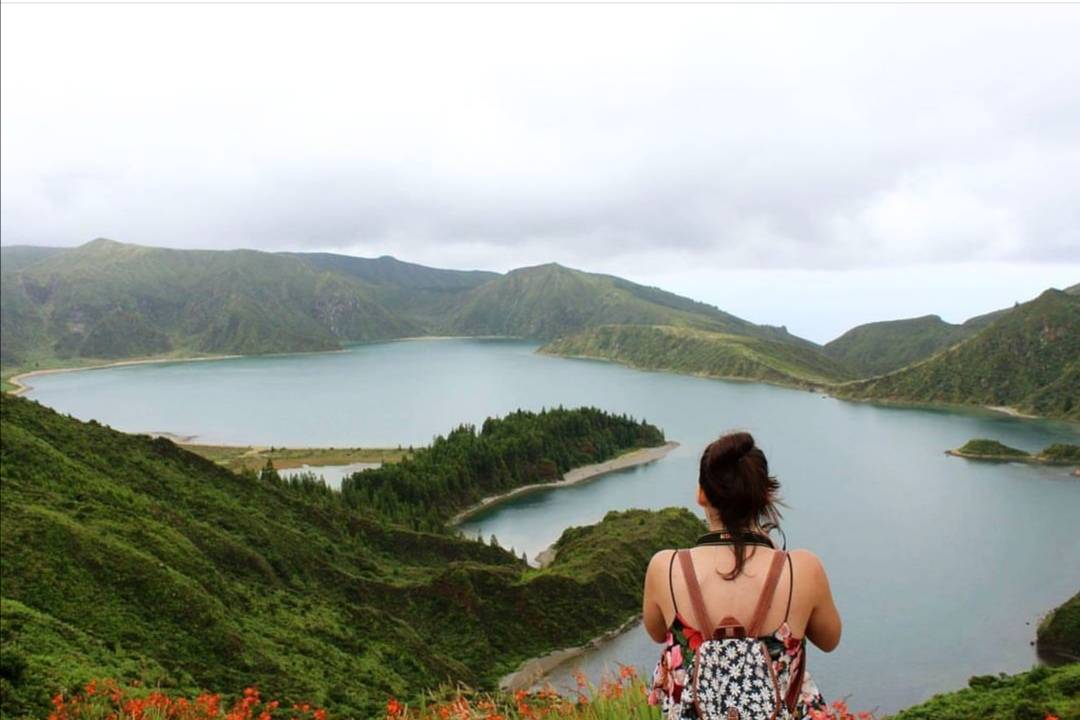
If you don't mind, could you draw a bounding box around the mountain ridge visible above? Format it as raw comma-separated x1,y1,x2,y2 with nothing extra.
1,239,826,374
835,288,1080,420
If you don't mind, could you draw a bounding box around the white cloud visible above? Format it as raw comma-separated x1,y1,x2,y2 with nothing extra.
1,3,1077,338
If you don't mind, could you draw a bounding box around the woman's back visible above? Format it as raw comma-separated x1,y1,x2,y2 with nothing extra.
640,431,841,719
651,545,840,652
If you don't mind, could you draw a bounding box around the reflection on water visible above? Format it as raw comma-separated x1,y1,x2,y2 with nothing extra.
276,462,381,490
26,339,1080,713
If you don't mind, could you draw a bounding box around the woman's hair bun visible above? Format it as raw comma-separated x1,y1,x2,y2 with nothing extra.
697,430,779,579
706,431,756,467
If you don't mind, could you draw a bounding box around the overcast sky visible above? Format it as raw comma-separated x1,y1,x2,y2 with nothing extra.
2,3,1078,342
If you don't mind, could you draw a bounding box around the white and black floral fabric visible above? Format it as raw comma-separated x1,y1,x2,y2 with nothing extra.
649,622,826,720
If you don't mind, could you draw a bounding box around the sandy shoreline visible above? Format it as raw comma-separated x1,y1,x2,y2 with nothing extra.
6,354,245,397
984,405,1041,419
448,441,680,526
499,614,642,693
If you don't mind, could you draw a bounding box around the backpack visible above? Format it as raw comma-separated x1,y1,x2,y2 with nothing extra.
661,549,792,720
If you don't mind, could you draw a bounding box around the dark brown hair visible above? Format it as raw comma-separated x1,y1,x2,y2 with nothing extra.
699,431,782,579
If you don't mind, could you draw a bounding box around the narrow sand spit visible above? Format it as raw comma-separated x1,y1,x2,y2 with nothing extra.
498,615,642,693
448,441,680,526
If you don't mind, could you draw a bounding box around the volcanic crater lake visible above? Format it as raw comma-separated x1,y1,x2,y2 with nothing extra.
24,338,1080,714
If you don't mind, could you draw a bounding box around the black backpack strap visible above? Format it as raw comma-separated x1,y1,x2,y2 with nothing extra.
677,549,714,635
784,551,795,622
668,549,680,616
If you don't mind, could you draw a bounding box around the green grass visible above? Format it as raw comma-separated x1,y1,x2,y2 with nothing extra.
954,439,1031,458
180,444,409,473
888,663,1080,720
837,289,1080,421
1040,444,1080,464
0,239,419,369
948,440,1080,467
2,241,830,384
0,393,703,718
541,324,852,387
1038,594,1080,662
824,314,976,377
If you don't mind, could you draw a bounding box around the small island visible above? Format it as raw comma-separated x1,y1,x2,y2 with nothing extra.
947,439,1080,469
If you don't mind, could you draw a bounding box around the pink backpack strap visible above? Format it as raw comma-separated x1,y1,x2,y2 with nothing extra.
747,550,787,636
677,549,714,635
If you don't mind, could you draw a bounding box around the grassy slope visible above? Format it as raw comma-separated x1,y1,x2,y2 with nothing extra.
2,244,836,395
0,246,70,274
954,439,1031,458
0,394,703,718
836,289,1080,421
823,314,976,377
1038,594,1080,662
541,324,853,386
949,441,1080,466
449,263,815,345
288,252,499,333
889,663,1080,720
0,239,419,369
180,444,409,473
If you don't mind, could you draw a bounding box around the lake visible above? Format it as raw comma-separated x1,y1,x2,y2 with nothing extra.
24,338,1080,714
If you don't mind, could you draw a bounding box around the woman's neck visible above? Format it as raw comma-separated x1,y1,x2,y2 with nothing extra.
705,517,764,536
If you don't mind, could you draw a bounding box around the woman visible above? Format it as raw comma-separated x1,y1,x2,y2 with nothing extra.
642,432,841,719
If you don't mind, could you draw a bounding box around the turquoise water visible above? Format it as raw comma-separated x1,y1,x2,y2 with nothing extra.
25,339,1080,714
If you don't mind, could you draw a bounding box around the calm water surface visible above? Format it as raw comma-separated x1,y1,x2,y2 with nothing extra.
277,462,381,490
26,339,1080,714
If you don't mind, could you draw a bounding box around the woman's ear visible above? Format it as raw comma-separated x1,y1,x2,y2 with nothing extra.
697,486,708,508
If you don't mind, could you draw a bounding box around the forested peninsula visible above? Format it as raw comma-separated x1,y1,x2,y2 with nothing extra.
0,394,704,718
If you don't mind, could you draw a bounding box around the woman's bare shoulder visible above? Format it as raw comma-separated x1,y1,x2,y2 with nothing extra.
787,549,830,585
646,548,679,576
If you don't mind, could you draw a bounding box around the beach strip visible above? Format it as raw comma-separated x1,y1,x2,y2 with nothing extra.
448,441,680,526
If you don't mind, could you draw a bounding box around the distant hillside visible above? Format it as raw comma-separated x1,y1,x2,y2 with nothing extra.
824,314,976,377
542,324,852,387
0,239,418,367
448,263,800,343
825,286,1079,378
837,289,1080,420
289,252,499,332
1,241,829,382
0,245,69,274
0,394,703,717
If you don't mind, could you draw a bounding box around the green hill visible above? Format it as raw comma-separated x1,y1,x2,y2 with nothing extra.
1038,593,1080,662
824,314,977,377
947,440,1080,467
3,242,837,393
288,252,498,332
0,245,70,275
0,239,419,367
0,393,702,718
541,324,853,387
951,438,1031,458
836,289,1080,420
889,663,1080,720
448,263,797,342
